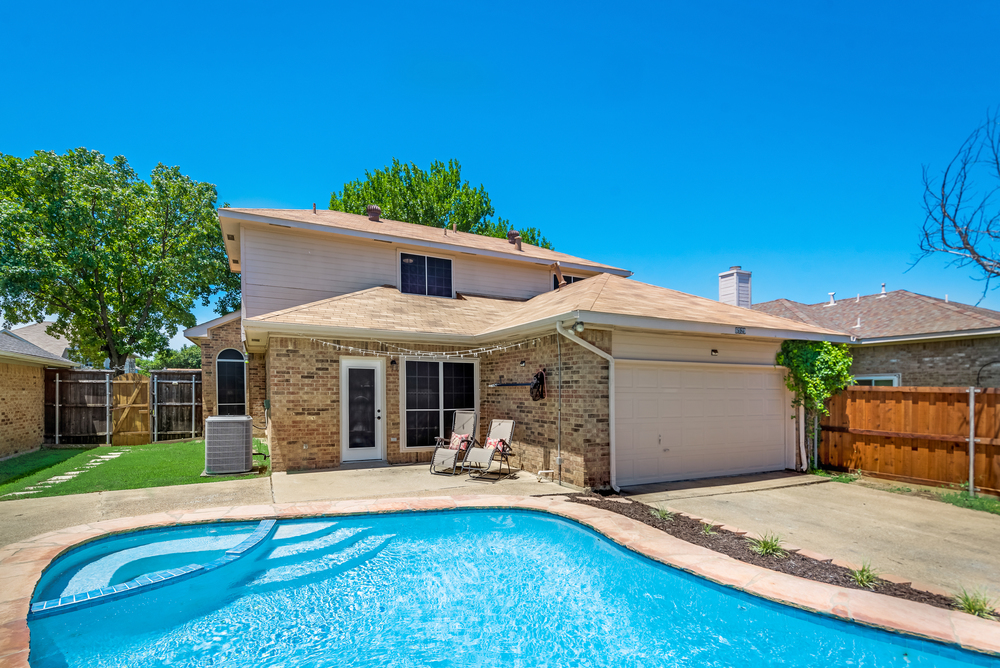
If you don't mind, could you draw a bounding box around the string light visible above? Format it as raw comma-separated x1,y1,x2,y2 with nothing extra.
308,335,543,360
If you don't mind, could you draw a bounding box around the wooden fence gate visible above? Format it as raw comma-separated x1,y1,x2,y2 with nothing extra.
46,369,203,445
821,386,1000,495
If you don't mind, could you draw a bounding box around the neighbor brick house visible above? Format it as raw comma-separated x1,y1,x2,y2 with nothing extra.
0,329,77,459
186,208,843,489
754,289,1000,387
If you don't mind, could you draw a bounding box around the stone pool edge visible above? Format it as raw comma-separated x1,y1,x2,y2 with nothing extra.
0,494,996,667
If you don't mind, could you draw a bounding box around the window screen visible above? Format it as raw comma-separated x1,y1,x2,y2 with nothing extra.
404,360,475,447
400,253,452,297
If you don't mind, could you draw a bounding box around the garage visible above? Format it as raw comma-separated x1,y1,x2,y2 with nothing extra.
615,361,793,486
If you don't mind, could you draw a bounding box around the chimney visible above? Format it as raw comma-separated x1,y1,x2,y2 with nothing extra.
718,266,751,308
366,204,381,222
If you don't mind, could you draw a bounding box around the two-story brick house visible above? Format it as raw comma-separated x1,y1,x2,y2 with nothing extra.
185,207,843,489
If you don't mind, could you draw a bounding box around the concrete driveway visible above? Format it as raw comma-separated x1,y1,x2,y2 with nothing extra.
626,474,1000,599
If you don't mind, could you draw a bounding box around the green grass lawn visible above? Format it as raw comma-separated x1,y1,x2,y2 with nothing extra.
939,491,1000,516
0,438,269,501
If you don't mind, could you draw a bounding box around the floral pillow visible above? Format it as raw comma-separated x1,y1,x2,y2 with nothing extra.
486,437,506,451
450,433,470,450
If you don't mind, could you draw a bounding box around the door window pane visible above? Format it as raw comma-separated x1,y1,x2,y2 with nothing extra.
348,368,376,449
400,253,426,295
427,257,453,297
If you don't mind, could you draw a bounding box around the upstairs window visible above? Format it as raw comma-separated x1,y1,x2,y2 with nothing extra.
401,253,453,297
553,274,585,290
853,374,900,387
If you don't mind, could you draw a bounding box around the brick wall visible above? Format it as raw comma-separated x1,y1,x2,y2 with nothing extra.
264,332,613,488
851,336,1000,387
480,330,611,489
199,318,266,437
0,362,44,458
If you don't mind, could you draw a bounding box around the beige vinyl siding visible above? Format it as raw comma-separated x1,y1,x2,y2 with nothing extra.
241,225,557,317
612,330,782,366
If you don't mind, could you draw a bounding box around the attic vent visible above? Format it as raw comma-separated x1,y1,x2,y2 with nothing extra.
507,229,523,250
231,259,239,265
367,204,381,222
226,234,235,241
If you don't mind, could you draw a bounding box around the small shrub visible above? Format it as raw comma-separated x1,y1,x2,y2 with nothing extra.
939,492,1000,516
650,505,675,521
701,523,717,535
887,486,912,494
849,561,880,589
747,532,787,558
953,588,998,620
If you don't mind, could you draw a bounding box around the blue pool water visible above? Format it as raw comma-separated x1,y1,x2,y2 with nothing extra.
28,510,999,667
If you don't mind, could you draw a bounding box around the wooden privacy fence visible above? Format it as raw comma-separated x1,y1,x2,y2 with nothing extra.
45,369,202,445
821,386,1000,496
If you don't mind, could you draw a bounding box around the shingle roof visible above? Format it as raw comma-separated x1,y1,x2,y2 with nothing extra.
0,330,77,366
10,322,70,358
249,273,843,339
224,208,629,274
752,290,1000,339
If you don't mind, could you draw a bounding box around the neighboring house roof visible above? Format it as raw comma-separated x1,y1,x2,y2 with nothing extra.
753,290,1000,342
218,208,632,276
0,330,78,368
245,273,846,344
184,311,241,342
10,322,70,358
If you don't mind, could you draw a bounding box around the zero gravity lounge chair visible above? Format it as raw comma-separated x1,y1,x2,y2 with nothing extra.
463,419,516,480
429,410,477,476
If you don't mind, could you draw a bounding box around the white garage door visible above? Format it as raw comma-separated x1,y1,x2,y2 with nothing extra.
615,362,790,486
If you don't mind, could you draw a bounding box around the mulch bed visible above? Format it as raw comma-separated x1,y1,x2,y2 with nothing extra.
566,492,960,612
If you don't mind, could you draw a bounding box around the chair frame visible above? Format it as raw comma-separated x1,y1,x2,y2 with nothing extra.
428,410,477,476
464,419,516,481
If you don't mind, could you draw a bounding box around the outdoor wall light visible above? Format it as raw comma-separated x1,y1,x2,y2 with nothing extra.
390,359,397,367
519,360,526,367
711,349,719,356
573,322,585,333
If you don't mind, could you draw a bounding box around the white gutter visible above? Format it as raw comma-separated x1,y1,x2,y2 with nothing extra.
798,405,808,472
555,320,620,493
852,327,1000,345
0,351,77,369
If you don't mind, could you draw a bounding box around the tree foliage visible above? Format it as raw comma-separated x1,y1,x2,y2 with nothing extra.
775,340,854,415
329,158,553,249
0,149,239,370
137,344,202,374
918,109,1000,300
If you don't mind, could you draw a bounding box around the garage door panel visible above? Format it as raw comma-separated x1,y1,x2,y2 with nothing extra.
616,363,788,486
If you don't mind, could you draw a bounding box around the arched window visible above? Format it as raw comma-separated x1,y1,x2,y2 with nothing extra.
216,349,246,415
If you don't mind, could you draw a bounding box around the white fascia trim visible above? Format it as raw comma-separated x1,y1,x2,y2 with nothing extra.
221,210,631,277
243,320,477,345
183,311,241,342
853,328,1000,345
577,311,852,343
615,358,781,370
0,351,78,368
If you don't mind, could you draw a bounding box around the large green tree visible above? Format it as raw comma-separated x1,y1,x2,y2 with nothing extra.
137,344,202,374
0,149,239,370
329,158,553,249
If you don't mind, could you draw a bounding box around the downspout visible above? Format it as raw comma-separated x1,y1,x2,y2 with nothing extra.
798,405,808,472
555,320,620,493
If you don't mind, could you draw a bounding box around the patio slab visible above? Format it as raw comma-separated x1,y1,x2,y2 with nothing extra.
271,462,578,504
656,480,1000,599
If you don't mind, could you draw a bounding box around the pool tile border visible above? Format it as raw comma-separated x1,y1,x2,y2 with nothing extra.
1,495,997,667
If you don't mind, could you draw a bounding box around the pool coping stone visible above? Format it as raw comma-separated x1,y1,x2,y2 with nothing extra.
0,495,997,667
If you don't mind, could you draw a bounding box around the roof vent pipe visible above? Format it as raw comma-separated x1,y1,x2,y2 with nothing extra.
878,283,887,298
825,292,836,306
515,235,522,251
367,204,381,222
945,294,949,303
313,203,317,213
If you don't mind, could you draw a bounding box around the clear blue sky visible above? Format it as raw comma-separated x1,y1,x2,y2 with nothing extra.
3,1,999,349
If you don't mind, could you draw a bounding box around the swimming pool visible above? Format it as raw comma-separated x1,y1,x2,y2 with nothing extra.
27,510,1000,667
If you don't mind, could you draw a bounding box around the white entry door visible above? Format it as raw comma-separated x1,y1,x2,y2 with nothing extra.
615,362,791,486
340,358,385,462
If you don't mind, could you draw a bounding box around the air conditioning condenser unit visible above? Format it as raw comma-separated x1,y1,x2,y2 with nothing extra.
205,415,253,475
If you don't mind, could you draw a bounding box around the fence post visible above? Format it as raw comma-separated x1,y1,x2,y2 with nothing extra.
105,373,111,445
152,374,158,443
55,373,60,445
969,386,977,498
191,374,196,439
